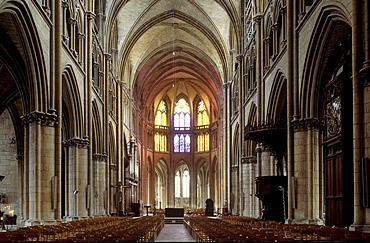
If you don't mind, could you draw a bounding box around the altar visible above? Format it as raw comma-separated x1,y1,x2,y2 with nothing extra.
164,208,184,224
165,207,184,217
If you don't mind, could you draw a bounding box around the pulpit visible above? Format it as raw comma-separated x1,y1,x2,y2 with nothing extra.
255,176,287,222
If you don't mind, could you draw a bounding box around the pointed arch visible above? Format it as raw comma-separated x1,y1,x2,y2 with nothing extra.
155,158,168,208
233,124,240,166
299,4,353,227
174,160,190,208
247,102,257,127
0,1,48,113
197,159,210,208
62,65,84,139
245,103,257,156
300,5,351,118
108,122,118,213
266,70,287,125
92,100,103,153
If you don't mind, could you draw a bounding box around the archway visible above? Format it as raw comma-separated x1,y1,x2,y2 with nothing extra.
155,159,168,209
174,161,190,208
197,160,210,208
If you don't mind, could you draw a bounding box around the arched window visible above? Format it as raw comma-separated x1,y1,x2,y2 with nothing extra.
197,101,209,127
155,100,167,128
175,163,190,207
154,100,168,152
174,98,190,129
197,101,210,152
174,98,191,152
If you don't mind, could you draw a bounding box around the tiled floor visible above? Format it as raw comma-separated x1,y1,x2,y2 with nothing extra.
155,224,195,242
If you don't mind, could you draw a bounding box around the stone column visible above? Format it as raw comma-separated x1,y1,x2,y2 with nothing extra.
270,152,276,176
103,53,111,214
70,18,77,57
17,155,24,221
255,143,263,216
61,1,69,45
280,7,287,47
298,0,306,21
261,145,271,176
254,14,262,125
93,153,107,216
360,2,370,231
85,10,95,217
236,54,244,215
78,33,85,66
53,0,63,221
63,137,89,219
272,23,278,57
22,112,58,225
286,0,295,222
222,81,230,210
350,0,365,230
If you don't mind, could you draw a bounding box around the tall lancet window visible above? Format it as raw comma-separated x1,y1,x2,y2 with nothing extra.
154,100,168,152
175,163,190,207
173,98,191,152
197,101,210,151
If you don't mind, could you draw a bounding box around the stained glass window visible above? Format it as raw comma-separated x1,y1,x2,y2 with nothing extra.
197,101,209,126
174,98,191,152
154,100,168,152
155,132,167,152
174,98,190,130
155,100,167,127
197,101,210,151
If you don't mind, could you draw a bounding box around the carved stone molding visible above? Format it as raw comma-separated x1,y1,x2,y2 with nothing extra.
93,153,107,162
21,111,58,127
62,137,90,148
253,14,263,24
241,156,257,164
86,11,96,21
292,118,322,132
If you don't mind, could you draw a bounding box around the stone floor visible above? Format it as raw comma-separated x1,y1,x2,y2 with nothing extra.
155,223,195,242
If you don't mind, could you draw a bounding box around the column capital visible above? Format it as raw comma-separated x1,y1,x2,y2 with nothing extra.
236,54,244,62
93,153,107,162
280,6,287,15
62,0,69,9
253,14,263,24
223,81,231,89
292,118,322,132
21,111,58,127
241,156,257,164
63,137,90,148
104,53,112,60
86,11,96,21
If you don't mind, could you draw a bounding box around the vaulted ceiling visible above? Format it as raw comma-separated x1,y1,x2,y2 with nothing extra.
105,0,242,113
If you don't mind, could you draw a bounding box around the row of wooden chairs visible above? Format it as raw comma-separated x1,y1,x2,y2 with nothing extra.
0,215,164,242
183,215,370,242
